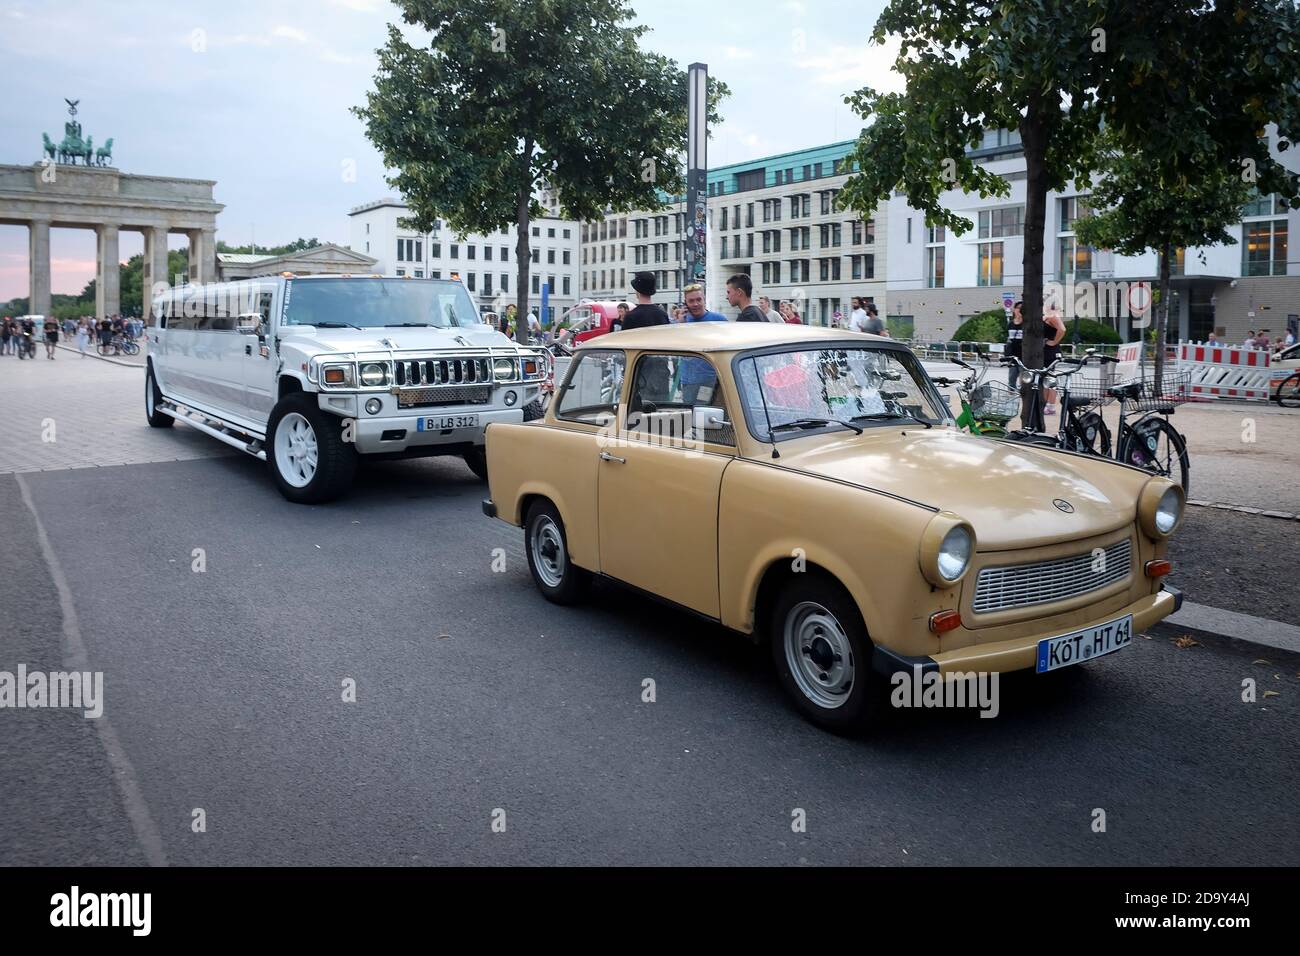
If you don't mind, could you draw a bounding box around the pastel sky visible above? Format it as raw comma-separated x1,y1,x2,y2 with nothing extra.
0,0,898,302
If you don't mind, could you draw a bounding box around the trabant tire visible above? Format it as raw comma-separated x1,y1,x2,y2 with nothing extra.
145,365,173,428
524,500,589,605
771,575,880,732
464,446,488,481
266,394,357,504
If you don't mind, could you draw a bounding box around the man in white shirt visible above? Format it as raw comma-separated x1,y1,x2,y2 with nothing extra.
848,296,869,333
527,310,541,338
758,296,783,323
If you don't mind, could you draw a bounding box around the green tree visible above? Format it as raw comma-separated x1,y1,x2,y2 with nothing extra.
1074,135,1254,388
216,237,322,256
354,0,728,342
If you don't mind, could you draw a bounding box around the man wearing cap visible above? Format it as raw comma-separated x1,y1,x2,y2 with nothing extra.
622,272,670,330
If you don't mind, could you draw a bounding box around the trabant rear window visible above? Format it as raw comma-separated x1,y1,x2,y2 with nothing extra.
283,278,479,329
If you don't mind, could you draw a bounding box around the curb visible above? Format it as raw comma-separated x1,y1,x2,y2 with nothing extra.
54,342,145,369
1187,500,1300,522
1151,599,1300,656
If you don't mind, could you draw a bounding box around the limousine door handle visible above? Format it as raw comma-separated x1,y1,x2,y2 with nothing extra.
245,343,253,355
599,451,626,464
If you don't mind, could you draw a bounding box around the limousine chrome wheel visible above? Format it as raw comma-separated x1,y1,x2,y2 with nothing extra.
524,500,589,605
771,575,877,731
274,412,319,488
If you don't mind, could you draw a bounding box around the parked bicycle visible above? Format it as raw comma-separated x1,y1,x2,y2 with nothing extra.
930,358,1020,437
97,334,139,356
1276,371,1300,408
1001,353,1111,455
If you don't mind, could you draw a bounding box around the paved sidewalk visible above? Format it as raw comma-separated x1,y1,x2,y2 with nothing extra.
0,350,230,474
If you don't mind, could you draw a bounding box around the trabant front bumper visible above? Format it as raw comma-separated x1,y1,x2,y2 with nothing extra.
872,585,1183,677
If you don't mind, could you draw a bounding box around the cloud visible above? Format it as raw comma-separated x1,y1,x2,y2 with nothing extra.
721,46,754,61
793,36,905,95
326,0,388,11
272,25,310,44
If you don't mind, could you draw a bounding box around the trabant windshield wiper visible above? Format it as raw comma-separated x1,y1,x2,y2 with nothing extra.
312,321,364,330
770,417,864,436
852,411,933,430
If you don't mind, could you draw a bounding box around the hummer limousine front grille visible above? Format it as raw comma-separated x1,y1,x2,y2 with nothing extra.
972,538,1133,614
393,357,492,388
396,385,492,408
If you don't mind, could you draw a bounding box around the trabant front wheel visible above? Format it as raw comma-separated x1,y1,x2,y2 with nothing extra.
266,394,357,504
771,576,880,732
524,500,590,605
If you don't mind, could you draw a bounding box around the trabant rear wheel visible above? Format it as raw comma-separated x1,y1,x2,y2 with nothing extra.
266,394,357,504
771,576,879,732
524,500,589,605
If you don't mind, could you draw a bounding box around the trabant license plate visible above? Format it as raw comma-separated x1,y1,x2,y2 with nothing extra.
417,414,479,431
1035,615,1133,673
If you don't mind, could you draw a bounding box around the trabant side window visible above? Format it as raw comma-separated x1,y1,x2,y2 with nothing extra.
556,349,625,425
626,353,735,446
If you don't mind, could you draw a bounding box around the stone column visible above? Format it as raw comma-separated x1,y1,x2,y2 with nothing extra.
29,219,51,318
187,229,216,285
95,224,120,319
142,225,170,316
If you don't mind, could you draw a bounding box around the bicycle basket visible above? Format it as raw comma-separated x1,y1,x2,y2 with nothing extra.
1123,369,1193,411
969,381,1020,422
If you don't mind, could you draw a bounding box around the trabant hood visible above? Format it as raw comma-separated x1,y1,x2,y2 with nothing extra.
772,427,1145,551
278,324,513,355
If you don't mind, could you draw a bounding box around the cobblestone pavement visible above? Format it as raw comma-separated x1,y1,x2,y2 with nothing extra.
0,349,231,474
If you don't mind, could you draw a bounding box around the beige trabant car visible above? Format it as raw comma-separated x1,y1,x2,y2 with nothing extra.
481,324,1185,730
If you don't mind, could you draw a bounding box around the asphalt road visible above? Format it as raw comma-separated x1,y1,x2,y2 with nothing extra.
2,449,1297,866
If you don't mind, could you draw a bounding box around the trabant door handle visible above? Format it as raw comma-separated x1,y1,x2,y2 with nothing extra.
599,451,626,464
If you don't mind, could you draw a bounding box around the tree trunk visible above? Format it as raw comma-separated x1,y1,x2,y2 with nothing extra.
514,137,534,344
1019,103,1050,431
1155,241,1171,395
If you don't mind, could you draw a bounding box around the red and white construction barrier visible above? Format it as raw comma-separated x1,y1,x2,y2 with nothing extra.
1177,342,1272,401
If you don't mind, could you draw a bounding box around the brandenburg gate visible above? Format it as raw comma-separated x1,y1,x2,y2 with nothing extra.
0,101,223,317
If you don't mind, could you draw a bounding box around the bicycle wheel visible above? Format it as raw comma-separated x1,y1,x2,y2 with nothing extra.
121,340,140,355
1276,373,1300,408
1119,418,1189,494
1072,411,1112,456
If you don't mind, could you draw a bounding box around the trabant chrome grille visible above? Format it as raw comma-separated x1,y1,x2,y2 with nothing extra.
394,357,492,387
396,385,491,408
972,539,1132,614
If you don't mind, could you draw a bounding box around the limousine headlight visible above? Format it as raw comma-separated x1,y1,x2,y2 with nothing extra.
321,363,355,388
919,511,975,587
359,362,388,387
1138,478,1184,539
493,357,516,382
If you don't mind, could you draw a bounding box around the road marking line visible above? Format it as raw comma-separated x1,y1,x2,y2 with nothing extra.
15,472,169,867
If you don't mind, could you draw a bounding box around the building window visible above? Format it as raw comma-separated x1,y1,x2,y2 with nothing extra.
365,223,370,234
432,243,441,258
396,268,405,276
500,247,508,261
926,247,945,288
1058,196,1091,232
563,228,571,239
831,224,841,247
548,227,555,238
467,245,476,260
978,242,1004,286
1242,220,1288,276
431,270,440,279
466,273,476,291
531,249,539,263
563,276,571,295
482,274,491,294
501,274,509,292
414,269,423,278
978,205,1025,238
532,226,540,237
547,250,555,264
562,250,571,265
531,275,540,294
450,244,459,259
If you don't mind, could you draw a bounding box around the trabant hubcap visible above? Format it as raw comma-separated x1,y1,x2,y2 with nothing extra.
274,412,319,488
784,601,854,709
531,515,566,588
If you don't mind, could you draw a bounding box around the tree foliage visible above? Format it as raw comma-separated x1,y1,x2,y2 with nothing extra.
355,0,728,339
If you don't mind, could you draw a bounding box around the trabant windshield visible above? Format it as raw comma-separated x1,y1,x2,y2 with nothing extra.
283,278,480,329
735,345,949,439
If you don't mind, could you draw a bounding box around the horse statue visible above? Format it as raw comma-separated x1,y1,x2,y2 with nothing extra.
95,138,113,167
42,133,57,161
58,121,84,164
81,136,94,166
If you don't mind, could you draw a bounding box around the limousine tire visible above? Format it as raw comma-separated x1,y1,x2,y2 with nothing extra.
266,394,357,504
522,399,545,422
771,575,881,733
144,366,173,429
463,446,488,481
524,500,589,605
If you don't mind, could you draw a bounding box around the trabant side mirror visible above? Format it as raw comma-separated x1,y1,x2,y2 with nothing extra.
692,405,730,433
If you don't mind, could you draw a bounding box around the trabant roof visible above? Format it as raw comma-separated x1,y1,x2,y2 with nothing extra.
576,321,892,353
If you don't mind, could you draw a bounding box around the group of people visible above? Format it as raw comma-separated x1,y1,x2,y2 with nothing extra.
1239,328,1296,354
0,314,138,360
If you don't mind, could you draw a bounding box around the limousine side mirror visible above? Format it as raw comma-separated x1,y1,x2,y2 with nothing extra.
236,314,263,335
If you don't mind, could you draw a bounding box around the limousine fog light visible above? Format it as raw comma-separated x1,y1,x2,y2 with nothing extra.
365,398,382,415
920,512,975,587
359,363,387,387
503,390,517,407
493,358,515,382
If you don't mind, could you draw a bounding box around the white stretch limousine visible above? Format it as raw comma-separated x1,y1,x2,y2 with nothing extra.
145,275,549,502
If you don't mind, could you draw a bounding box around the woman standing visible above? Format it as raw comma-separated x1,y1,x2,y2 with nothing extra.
1042,304,1067,416
76,318,90,357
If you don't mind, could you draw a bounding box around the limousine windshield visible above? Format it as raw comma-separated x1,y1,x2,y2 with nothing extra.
283,277,480,329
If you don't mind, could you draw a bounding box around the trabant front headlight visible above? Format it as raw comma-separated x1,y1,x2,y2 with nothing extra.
359,362,388,387
494,357,516,382
920,511,975,587
1138,478,1184,538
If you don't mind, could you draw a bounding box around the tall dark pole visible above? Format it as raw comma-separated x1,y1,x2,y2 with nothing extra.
685,63,708,303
